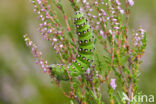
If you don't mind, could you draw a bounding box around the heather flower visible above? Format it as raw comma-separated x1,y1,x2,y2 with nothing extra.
128,0,134,6
86,68,90,74
115,0,121,5
100,30,105,38
134,28,145,46
120,9,124,14
24,35,49,73
83,0,86,3
110,79,117,90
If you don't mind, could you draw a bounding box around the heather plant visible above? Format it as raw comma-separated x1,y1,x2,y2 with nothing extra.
24,0,147,104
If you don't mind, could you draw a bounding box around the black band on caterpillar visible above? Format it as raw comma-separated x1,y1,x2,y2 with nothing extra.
50,11,95,80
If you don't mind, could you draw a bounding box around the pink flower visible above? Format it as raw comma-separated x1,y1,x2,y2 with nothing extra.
110,79,117,90
120,10,124,14
128,0,134,6
116,0,121,5
100,30,105,38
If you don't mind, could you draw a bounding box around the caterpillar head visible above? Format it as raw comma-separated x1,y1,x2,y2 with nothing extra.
74,11,85,24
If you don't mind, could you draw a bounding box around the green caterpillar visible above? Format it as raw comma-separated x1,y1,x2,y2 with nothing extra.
50,11,95,80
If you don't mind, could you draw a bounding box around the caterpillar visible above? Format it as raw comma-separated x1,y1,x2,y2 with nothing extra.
49,11,95,80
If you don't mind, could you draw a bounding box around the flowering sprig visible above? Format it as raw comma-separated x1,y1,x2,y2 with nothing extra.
24,34,49,72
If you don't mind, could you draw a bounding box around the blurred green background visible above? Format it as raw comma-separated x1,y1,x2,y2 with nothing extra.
0,0,155,104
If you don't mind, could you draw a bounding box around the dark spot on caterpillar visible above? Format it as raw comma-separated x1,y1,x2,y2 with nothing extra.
75,18,77,21
87,59,90,62
77,54,81,58
72,66,75,69
81,67,84,70
73,60,77,63
78,63,81,66
77,32,81,36
82,57,86,60
84,40,88,43
84,49,88,52
79,48,82,52
76,25,79,28
83,31,86,34
79,40,82,44
75,12,80,15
